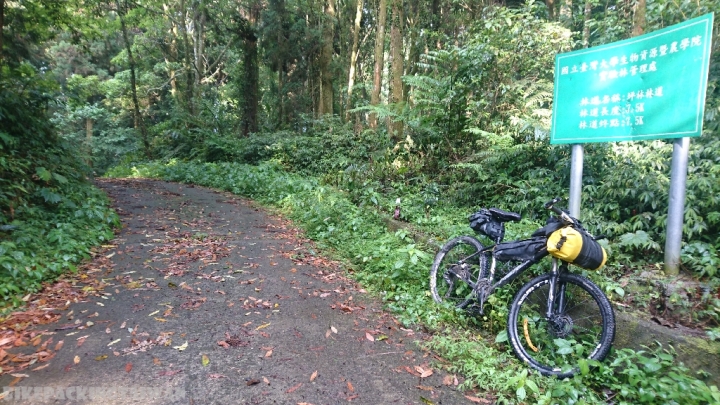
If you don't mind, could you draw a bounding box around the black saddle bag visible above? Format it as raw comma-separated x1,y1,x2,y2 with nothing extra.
468,209,505,242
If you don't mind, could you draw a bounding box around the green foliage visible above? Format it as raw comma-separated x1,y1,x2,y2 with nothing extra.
0,63,120,307
580,345,720,404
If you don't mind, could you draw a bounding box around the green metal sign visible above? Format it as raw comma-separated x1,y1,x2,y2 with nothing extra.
551,13,714,144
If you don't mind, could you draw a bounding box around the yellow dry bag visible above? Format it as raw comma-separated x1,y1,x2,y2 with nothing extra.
547,227,607,270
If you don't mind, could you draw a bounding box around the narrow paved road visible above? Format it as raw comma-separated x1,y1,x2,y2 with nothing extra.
0,179,474,405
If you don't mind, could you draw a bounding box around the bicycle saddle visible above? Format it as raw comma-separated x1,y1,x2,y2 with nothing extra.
489,208,521,222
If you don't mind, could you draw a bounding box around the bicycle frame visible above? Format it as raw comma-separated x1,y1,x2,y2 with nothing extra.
469,246,564,315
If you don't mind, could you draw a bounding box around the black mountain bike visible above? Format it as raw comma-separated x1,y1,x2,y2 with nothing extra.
429,198,615,378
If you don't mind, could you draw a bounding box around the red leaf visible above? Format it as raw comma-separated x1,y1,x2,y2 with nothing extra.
465,395,491,403
286,383,302,393
125,362,133,373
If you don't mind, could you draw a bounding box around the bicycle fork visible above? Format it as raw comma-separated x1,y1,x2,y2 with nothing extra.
546,258,573,337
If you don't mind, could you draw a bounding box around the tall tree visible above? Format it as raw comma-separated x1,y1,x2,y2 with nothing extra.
318,0,335,116
116,0,151,158
236,2,261,136
344,0,363,122
388,0,403,140
0,0,4,68
559,0,572,26
369,0,387,128
632,0,646,37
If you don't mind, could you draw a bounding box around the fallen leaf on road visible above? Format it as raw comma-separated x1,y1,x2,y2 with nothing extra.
217,340,230,348
286,383,302,393
310,370,318,382
246,379,261,386
263,377,270,385
264,350,272,358
209,373,226,379
255,322,271,330
347,381,354,392
125,362,133,372
54,340,64,351
330,326,337,334
415,365,433,378
159,370,182,376
95,355,108,361
73,355,80,364
201,354,210,366
465,395,491,403
107,339,121,346
173,341,188,351
365,332,374,342
10,373,29,378
31,364,50,371
153,357,161,365
416,385,434,391
442,375,454,386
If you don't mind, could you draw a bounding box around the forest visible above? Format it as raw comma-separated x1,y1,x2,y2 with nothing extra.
1,0,719,402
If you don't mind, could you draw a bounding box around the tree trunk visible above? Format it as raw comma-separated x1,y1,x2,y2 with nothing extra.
344,0,363,122
86,118,93,168
117,0,151,158
180,0,195,115
318,0,335,116
582,0,592,46
163,3,179,99
369,0,387,129
545,0,555,21
389,0,403,141
194,6,206,86
0,0,4,68
559,0,572,27
241,32,259,136
404,0,419,104
632,0,646,37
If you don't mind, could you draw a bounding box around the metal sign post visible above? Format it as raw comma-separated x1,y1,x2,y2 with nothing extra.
664,137,691,275
568,144,584,218
550,13,714,274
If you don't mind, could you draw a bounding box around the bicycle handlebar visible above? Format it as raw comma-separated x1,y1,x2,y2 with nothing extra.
544,197,575,225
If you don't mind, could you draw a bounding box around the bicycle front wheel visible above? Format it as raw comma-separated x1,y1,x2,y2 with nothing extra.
430,236,490,309
507,272,615,378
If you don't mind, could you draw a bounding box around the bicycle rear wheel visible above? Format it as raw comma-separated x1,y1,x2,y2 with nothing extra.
430,236,490,309
507,272,615,378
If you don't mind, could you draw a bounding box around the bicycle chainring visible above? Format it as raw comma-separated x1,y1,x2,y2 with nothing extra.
473,278,493,306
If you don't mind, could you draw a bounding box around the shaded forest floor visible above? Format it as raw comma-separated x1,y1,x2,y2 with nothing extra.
0,179,480,404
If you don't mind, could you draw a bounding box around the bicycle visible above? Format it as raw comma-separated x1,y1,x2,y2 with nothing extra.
429,197,615,378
